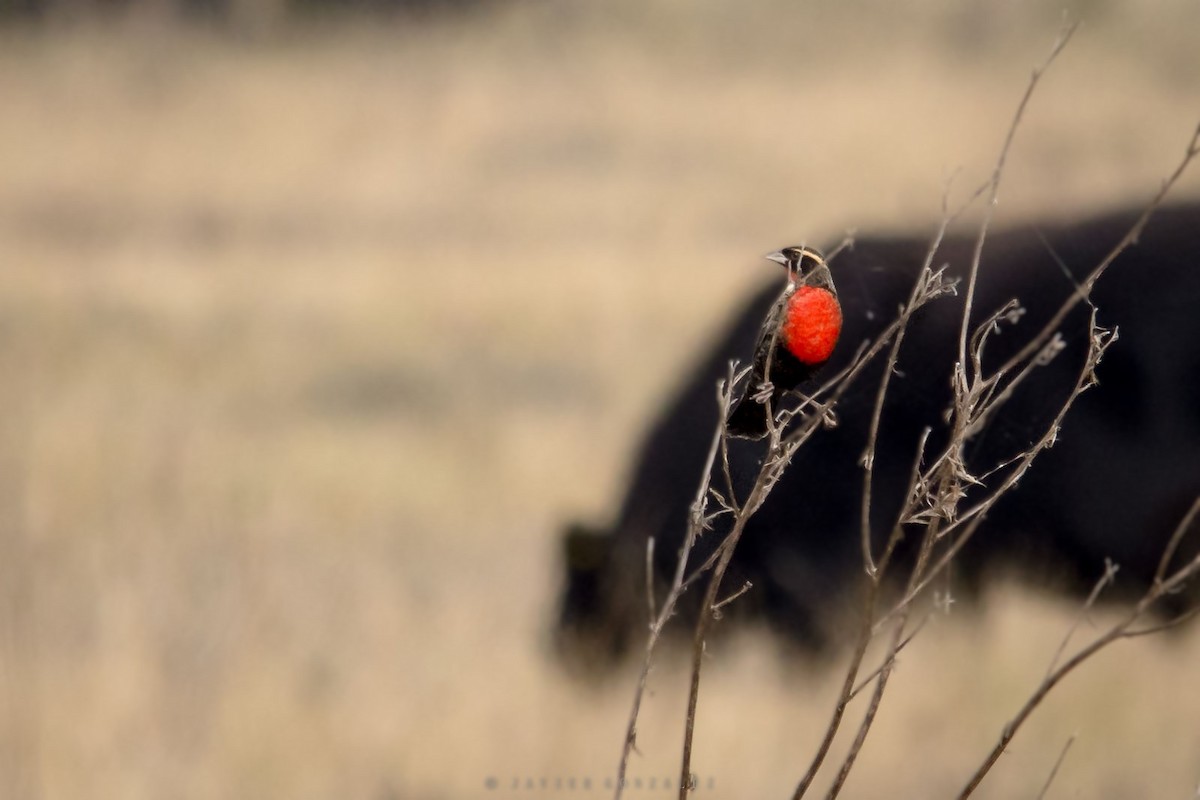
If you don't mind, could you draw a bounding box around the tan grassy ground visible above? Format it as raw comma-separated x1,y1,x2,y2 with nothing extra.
1,3,1199,798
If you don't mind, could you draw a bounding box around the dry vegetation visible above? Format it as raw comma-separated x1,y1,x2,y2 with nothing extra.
1,2,1199,798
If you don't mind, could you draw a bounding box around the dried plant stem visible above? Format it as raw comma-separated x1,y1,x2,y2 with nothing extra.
1034,734,1077,800
958,497,1200,798
847,613,929,702
874,314,1114,634
793,28,1085,793
825,521,941,799
613,18,1200,799
677,478,767,800
793,279,955,799
956,20,1078,375
990,118,1200,384
796,24,1200,797
859,222,956,576
675,267,958,799
871,103,1200,630
613,370,733,800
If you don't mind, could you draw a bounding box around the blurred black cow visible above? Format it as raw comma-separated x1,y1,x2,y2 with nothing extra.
555,201,1200,669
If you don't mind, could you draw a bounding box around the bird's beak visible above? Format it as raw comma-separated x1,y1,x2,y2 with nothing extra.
764,251,789,267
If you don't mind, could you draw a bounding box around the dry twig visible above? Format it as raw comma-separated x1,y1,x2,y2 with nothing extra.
958,497,1200,798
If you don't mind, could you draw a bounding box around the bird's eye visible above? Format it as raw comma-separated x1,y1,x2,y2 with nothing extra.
794,247,825,273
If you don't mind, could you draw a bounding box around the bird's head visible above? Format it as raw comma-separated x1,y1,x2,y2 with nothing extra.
765,245,834,294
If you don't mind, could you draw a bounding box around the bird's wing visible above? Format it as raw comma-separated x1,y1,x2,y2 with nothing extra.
748,291,789,390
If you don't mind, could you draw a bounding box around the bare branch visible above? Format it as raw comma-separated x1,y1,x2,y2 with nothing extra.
793,166,984,800
713,581,754,617
790,579,885,799
1154,495,1200,586
1045,559,1119,680
875,318,1111,632
1034,734,1077,800
1123,606,1200,638
825,233,856,262
989,118,1200,384
847,612,931,702
958,499,1200,797
614,396,728,800
824,518,943,799
957,21,1078,382
645,536,657,622
860,305,915,577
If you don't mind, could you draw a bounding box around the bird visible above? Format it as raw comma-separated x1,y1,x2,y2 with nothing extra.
725,245,843,439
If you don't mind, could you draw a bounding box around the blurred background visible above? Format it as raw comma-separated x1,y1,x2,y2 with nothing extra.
2,1,1199,797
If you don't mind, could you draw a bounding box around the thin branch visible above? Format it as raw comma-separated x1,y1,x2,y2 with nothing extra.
957,498,1200,798
988,118,1200,386
875,316,1114,633
1034,734,1077,800
1154,495,1200,585
824,519,943,799
879,426,932,575
790,577,886,799
713,581,754,616
645,537,657,621
847,613,931,702
958,617,1124,797
957,21,1078,380
1044,559,1118,680
718,410,740,516
826,234,856,262
860,301,916,577
1122,606,1200,638
792,192,970,800
614,379,731,800
1156,544,1200,597
882,307,1115,629
678,478,766,799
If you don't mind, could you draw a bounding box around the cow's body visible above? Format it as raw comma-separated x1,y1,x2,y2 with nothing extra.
555,202,1200,667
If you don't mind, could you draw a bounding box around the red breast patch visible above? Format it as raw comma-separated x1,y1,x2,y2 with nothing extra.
782,286,842,365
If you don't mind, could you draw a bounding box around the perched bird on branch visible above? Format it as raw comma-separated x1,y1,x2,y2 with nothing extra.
726,245,843,439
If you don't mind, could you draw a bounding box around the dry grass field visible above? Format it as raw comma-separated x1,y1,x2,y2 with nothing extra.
2,2,1199,798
